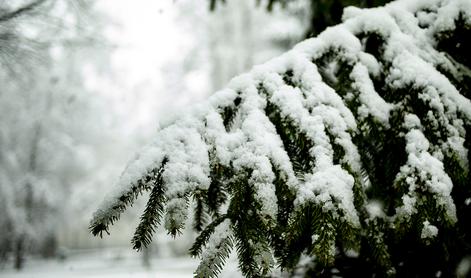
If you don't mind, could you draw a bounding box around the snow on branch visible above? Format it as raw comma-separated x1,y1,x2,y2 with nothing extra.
90,0,471,276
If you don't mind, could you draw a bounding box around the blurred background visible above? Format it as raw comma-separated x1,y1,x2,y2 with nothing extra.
0,0,388,277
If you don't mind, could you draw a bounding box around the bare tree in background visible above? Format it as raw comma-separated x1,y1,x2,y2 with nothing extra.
210,0,392,37
0,0,110,270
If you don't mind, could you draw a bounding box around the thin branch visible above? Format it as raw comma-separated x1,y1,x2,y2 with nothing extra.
0,0,48,23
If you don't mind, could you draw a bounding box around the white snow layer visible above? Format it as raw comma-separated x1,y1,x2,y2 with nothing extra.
395,115,457,222
196,219,233,277
421,220,439,239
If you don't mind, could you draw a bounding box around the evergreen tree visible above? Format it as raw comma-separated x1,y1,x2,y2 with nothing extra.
90,0,471,276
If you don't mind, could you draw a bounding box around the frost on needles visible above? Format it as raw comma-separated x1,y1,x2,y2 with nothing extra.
90,0,471,277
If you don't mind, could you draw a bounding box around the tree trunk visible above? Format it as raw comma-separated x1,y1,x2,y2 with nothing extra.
40,233,57,258
142,245,151,268
14,237,24,270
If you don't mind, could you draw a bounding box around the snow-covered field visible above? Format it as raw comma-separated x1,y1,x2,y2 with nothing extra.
0,248,241,278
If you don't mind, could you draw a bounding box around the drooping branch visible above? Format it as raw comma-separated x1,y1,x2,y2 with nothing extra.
90,0,471,276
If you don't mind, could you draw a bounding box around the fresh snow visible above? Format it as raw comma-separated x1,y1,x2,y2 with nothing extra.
395,115,457,222
0,249,241,278
421,220,439,239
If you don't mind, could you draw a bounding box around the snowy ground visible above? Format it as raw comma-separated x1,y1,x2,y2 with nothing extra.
0,248,242,278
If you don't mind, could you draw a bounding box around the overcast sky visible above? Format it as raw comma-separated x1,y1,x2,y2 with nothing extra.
87,0,207,139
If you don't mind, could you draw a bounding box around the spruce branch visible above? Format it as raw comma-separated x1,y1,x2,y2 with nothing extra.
131,163,167,250
194,219,233,278
192,189,209,232
89,157,169,238
89,1,471,276
190,214,228,257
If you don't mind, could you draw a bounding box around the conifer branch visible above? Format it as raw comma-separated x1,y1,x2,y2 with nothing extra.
89,1,471,276
131,163,167,250
190,214,228,257
89,157,168,238
194,219,233,278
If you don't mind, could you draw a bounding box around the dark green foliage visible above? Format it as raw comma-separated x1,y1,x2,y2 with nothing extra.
194,234,233,278
362,218,393,275
192,189,210,232
206,163,230,217
283,204,331,269
228,171,273,277
89,157,168,238
166,196,191,237
222,95,241,132
262,85,315,176
436,13,471,70
206,148,233,217
271,164,295,230
131,163,167,250
190,215,228,257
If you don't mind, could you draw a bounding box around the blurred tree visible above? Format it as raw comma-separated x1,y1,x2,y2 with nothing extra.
0,0,48,69
210,0,392,37
0,0,109,269
206,0,307,91
170,0,309,97
91,0,471,277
